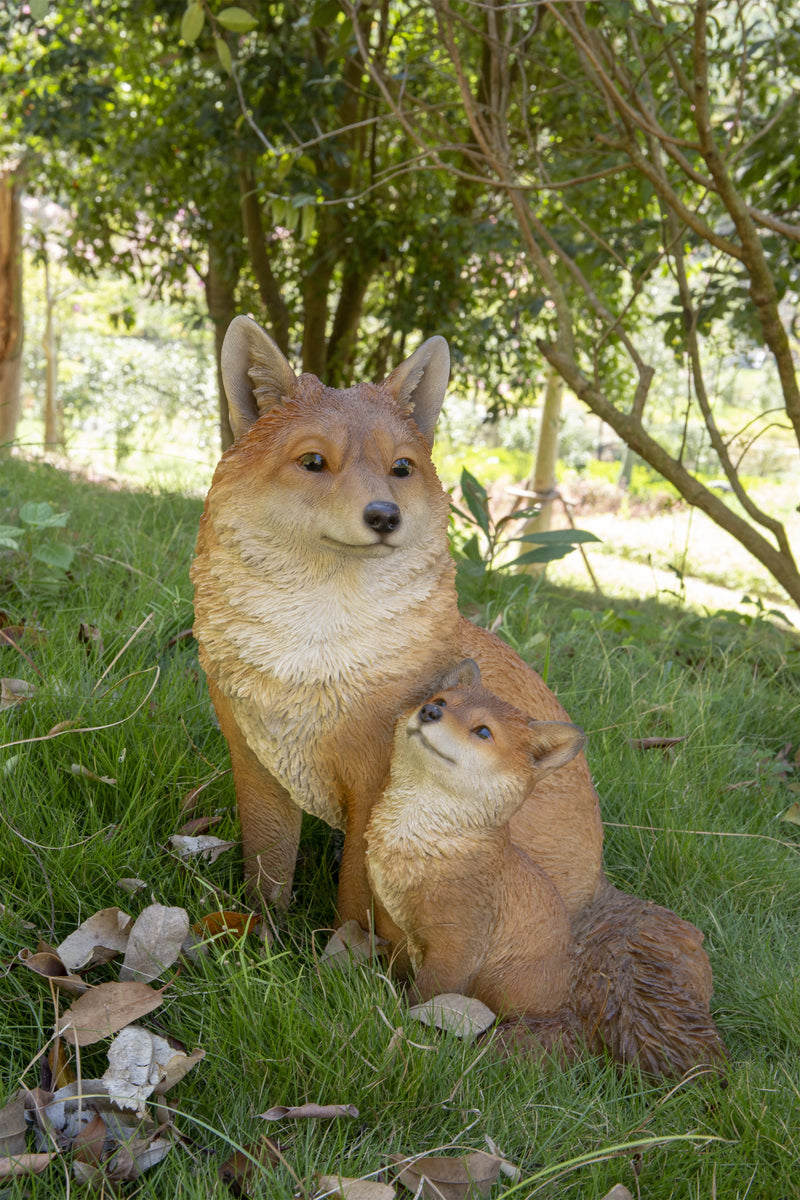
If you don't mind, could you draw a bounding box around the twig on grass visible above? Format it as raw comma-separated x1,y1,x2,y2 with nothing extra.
92,611,154,692
0,625,44,678
0,664,160,754
605,821,799,852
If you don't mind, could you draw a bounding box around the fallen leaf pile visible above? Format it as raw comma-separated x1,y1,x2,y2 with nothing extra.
3,900,272,1189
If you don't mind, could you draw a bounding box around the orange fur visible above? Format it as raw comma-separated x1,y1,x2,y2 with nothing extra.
366,660,584,1020
368,663,727,1077
191,318,603,928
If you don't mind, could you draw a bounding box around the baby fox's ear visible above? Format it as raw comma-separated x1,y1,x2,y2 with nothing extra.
435,658,481,692
526,720,585,782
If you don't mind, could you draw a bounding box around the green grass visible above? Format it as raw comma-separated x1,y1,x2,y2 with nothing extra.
1,458,799,1198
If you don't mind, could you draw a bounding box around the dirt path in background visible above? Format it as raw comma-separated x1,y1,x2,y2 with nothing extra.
549,549,800,629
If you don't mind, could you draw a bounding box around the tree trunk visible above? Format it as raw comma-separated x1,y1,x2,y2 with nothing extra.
519,369,564,576
325,255,377,387
239,167,291,355
42,251,62,450
205,232,242,452
0,167,24,450
301,230,337,378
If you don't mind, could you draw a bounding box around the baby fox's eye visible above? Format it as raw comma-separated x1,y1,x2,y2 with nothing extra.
473,725,492,741
431,697,446,706
299,452,326,472
391,457,413,477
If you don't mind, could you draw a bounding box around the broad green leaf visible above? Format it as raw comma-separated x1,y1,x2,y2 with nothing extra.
33,543,75,571
300,204,316,242
275,154,294,183
29,0,49,18
459,469,491,538
0,526,23,549
504,543,582,568
495,505,541,529
19,502,69,528
214,35,233,74
217,7,259,33
180,2,205,44
309,0,341,29
510,529,601,545
460,534,483,564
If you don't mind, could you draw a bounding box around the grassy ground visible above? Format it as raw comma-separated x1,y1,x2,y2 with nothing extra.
1,458,799,1198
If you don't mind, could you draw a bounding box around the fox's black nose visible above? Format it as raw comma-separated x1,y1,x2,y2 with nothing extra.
419,703,444,723
363,500,401,534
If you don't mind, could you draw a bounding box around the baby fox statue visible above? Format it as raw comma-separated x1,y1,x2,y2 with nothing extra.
366,660,727,1077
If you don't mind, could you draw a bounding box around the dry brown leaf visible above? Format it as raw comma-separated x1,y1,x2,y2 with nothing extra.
218,1138,283,1195
177,814,223,836
56,907,133,971
72,1111,108,1165
407,994,496,1039
19,949,89,996
119,904,189,983
318,1175,396,1199
48,1038,75,1090
0,1152,58,1179
780,801,800,826
117,878,147,894
78,622,104,657
319,920,389,970
153,1044,205,1094
0,677,36,710
70,763,117,786
56,981,166,1046
46,718,79,736
390,1151,502,1200
628,736,686,751
103,1131,173,1181
259,1103,359,1121
192,910,262,942
169,834,237,862
0,1094,27,1158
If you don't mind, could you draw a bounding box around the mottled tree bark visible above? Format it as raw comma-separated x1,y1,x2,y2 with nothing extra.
0,167,24,449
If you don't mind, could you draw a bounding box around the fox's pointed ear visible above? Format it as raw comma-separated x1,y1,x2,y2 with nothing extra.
527,721,585,783
436,657,481,692
221,316,297,441
384,335,450,445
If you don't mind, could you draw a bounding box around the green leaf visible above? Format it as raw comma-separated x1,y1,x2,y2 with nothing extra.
310,0,341,29
29,0,49,19
459,469,491,538
504,544,581,568
217,7,259,33
300,204,316,242
180,2,205,44
460,534,484,564
33,543,75,571
511,529,601,545
214,35,234,74
19,502,69,529
494,505,541,530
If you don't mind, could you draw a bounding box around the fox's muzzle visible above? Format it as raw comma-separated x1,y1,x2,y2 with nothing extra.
363,500,401,534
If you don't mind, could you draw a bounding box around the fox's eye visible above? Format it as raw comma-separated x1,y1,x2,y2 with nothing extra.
299,453,326,472
473,725,492,741
431,697,446,707
391,458,413,477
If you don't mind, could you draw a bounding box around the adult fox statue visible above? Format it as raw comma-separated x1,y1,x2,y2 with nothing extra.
191,316,725,1074
192,315,603,933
